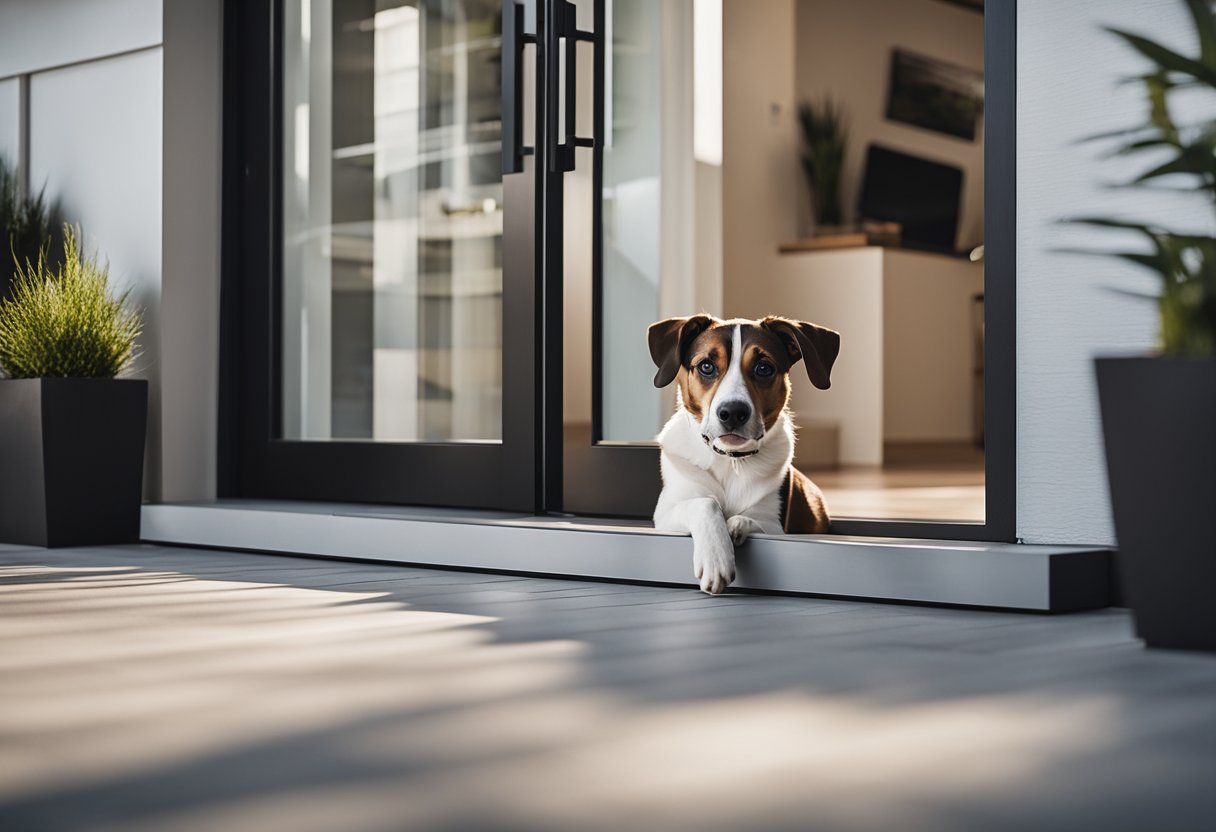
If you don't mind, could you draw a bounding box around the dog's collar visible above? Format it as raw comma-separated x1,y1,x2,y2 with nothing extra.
712,446,759,459
703,433,760,458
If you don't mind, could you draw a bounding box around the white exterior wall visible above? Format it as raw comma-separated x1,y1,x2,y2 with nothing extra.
0,0,160,79
1016,0,1207,544
0,79,18,164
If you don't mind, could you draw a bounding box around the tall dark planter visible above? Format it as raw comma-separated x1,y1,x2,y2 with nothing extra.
1095,357,1216,652
0,378,147,547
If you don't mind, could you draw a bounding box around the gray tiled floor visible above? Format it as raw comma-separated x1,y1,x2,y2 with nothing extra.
1,544,1214,832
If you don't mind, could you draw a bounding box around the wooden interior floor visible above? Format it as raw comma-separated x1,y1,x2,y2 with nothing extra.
810,442,986,522
3,544,1215,832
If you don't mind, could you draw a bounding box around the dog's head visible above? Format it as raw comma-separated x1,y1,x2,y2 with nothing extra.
647,315,840,457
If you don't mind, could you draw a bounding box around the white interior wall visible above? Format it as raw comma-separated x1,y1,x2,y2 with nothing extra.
883,251,983,442
794,0,984,249
721,0,801,317
764,249,886,467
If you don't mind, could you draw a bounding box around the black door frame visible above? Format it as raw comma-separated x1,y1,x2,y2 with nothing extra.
220,0,1016,543
219,0,544,511
554,0,1017,542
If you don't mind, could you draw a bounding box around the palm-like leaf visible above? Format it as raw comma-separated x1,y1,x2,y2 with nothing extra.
1106,28,1216,87
1069,2,1216,356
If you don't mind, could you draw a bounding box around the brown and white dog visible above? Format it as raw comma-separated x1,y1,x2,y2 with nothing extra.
648,315,841,594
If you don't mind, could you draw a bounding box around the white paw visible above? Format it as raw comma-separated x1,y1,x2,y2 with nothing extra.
693,537,736,595
726,515,763,546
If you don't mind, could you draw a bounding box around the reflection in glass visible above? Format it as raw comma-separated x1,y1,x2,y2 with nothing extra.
282,0,503,442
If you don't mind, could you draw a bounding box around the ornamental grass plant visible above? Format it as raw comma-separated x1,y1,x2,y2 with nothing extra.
0,155,64,299
0,226,141,378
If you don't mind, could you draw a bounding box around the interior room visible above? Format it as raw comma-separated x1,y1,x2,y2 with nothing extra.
562,0,987,522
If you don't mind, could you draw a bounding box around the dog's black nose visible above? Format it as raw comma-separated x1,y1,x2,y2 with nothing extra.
717,401,752,429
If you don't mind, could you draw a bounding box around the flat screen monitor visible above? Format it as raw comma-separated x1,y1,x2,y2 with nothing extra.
858,144,964,252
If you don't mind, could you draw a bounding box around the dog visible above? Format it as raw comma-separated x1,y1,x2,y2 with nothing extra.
648,314,841,594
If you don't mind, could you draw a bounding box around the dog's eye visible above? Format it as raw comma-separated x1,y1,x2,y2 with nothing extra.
696,359,717,377
754,361,775,379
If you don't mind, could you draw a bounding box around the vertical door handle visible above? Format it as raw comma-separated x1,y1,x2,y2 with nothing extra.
502,0,536,175
547,0,598,173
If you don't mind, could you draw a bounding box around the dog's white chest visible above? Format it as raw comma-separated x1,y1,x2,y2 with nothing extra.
710,459,776,517
654,409,793,524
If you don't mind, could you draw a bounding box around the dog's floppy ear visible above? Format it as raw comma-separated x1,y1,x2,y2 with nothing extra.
762,316,841,390
647,314,714,388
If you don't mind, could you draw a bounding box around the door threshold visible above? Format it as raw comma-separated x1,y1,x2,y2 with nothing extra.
141,500,1110,612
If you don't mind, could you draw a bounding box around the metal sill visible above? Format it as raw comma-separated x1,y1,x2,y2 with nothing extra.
141,500,1111,612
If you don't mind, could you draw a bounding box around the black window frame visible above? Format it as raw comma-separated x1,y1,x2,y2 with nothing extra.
219,0,544,512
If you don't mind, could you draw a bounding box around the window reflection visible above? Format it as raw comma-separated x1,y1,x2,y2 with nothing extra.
283,0,504,442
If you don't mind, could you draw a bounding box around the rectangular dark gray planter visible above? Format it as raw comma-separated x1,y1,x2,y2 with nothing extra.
1095,356,1216,652
0,378,147,547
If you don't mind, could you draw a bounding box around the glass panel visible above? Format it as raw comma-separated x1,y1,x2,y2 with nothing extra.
282,0,503,442
600,0,663,441
563,0,668,450
577,0,986,523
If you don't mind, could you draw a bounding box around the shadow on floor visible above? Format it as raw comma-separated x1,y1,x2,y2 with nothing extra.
1,545,1214,832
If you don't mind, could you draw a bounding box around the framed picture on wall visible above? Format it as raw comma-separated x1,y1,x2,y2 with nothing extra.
886,49,984,141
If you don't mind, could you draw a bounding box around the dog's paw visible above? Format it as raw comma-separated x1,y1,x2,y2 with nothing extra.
725,515,763,546
693,538,736,595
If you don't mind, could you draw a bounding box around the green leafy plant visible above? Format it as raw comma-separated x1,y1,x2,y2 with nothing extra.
1070,0,1216,356
798,98,848,228
0,226,142,378
0,155,64,300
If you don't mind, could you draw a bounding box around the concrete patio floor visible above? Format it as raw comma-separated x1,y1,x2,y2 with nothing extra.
1,543,1214,832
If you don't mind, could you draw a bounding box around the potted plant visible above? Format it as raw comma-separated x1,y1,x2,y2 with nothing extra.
0,226,146,547
1073,0,1216,651
798,98,848,231
0,155,64,299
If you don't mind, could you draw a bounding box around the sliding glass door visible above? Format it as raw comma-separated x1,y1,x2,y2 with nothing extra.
554,0,1016,540
224,0,541,509
224,0,1015,540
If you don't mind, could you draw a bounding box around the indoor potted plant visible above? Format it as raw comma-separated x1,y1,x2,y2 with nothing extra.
0,225,146,547
798,98,848,232
1074,0,1216,651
